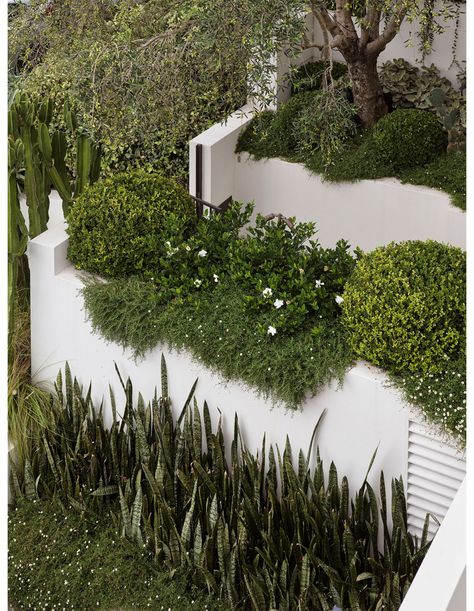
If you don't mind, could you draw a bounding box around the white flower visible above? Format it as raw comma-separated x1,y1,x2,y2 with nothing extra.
315,279,325,288
198,249,207,257
262,287,273,298
194,279,202,287
274,299,284,309
267,325,277,336
184,244,191,251
335,295,344,305
213,273,219,283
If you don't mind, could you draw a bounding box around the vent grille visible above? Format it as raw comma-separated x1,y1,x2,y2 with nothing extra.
407,421,465,539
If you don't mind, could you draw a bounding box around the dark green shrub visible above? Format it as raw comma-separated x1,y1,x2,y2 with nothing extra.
342,240,466,374
370,109,447,171
67,170,195,278
236,91,318,159
235,110,276,158
291,60,348,94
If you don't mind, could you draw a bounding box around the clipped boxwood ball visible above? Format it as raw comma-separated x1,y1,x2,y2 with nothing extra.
371,109,447,171
342,241,465,374
67,170,195,278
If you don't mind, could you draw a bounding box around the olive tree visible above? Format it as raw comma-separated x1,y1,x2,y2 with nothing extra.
302,1,458,126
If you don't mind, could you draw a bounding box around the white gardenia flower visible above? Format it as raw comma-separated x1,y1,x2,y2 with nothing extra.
335,295,344,305
262,287,273,298
194,279,202,287
315,279,325,288
267,325,277,336
198,249,207,257
213,274,219,282
184,244,191,251
274,299,284,309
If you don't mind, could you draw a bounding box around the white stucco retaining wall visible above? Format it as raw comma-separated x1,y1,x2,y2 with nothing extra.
234,155,466,251
29,226,410,492
29,226,465,504
190,113,465,252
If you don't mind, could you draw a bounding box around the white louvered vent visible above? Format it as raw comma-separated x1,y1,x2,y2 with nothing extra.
407,420,465,539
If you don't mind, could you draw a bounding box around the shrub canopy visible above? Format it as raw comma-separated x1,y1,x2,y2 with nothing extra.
67,170,195,278
342,240,466,374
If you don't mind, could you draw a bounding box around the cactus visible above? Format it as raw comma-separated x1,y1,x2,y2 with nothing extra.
8,93,102,325
38,102,102,216
8,138,29,336
10,92,102,222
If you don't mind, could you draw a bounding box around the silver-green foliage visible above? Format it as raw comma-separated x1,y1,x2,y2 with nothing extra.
11,358,433,610
292,84,357,167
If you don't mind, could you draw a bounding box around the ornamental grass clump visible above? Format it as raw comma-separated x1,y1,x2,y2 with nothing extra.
67,170,196,278
342,240,466,375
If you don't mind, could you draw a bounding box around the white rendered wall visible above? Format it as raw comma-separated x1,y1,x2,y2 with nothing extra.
234,155,466,252
190,119,465,252
29,228,465,499
291,5,465,85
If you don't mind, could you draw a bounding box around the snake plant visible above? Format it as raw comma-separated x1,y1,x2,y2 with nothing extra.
10,358,433,610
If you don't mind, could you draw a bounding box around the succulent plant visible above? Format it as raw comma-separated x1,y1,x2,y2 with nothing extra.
10,358,434,611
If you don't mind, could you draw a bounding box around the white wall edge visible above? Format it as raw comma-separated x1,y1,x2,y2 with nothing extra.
399,478,466,611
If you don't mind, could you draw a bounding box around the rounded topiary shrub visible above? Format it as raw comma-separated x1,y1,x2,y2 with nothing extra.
371,109,447,171
342,241,465,374
67,170,195,278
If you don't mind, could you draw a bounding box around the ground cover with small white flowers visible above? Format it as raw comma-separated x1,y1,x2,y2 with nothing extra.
8,500,229,611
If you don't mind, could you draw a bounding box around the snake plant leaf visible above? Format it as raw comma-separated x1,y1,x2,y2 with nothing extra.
24,458,38,500
91,485,119,497
131,483,143,541
135,402,151,464
244,573,266,611
192,399,202,459
42,434,60,484
300,553,310,591
178,377,198,426
160,354,168,398
193,460,217,496
193,521,203,563
118,483,132,538
9,461,23,500
181,479,198,553
65,362,73,409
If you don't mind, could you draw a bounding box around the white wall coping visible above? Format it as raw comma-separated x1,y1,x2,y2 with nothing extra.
399,478,466,611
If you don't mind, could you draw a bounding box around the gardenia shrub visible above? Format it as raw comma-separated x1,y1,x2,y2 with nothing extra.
342,240,466,374
67,170,195,278
370,108,447,171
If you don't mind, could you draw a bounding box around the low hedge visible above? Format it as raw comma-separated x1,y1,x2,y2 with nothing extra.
342,240,466,374
237,100,465,209
67,170,196,278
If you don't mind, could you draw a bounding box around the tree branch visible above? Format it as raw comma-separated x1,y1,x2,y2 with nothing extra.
335,0,358,40
367,7,408,56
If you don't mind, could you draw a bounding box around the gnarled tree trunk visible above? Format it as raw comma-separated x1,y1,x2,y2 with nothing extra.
346,54,388,128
